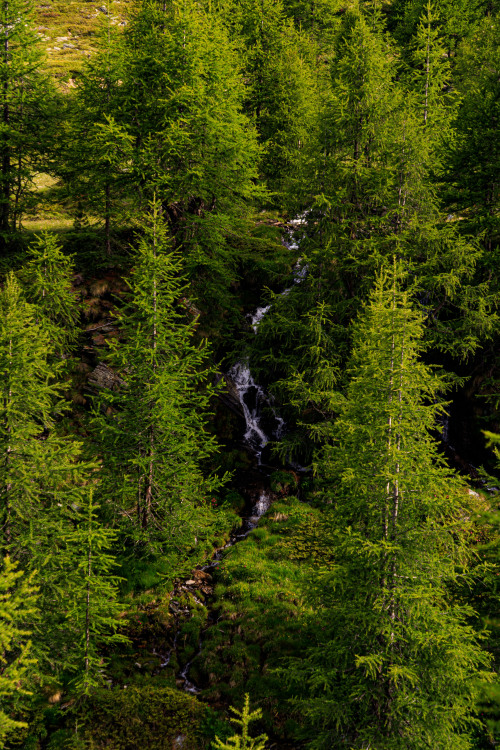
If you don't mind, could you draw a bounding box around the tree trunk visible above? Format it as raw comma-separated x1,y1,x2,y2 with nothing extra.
0,0,10,233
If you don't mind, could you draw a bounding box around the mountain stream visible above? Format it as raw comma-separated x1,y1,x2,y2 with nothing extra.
171,235,305,694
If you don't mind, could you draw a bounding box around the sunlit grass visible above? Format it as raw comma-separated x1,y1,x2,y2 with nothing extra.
36,0,134,80
22,217,75,232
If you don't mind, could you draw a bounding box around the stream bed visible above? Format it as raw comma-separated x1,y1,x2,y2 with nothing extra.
166,232,305,695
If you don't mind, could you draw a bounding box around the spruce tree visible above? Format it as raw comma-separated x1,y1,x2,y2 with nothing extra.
0,272,102,690
284,266,493,749
214,694,268,750
64,0,127,255
444,15,500,256
0,272,64,556
54,492,127,695
93,201,226,566
219,0,320,197
102,0,262,327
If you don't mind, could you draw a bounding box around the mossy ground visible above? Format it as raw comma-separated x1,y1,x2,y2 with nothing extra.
187,495,332,742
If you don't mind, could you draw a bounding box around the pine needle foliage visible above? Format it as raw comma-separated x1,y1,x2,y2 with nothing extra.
214,694,268,750
283,264,494,749
0,556,37,748
0,0,54,237
93,200,227,566
56,491,128,695
20,232,80,354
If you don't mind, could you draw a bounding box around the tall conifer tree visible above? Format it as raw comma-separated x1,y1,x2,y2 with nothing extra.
0,0,54,237
93,201,226,565
0,556,37,748
20,232,80,356
284,267,493,749
64,0,127,255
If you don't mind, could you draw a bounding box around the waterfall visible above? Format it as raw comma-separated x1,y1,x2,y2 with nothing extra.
228,243,307,462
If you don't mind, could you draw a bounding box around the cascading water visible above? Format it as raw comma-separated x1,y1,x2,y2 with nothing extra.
174,230,306,693
228,245,307,463
227,362,284,463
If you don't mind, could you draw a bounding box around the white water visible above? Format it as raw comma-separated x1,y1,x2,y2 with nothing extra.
228,362,274,460
229,244,307,461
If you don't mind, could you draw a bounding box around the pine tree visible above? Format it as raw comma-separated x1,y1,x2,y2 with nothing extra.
0,272,64,556
20,232,80,355
219,0,320,197
64,0,128,255
252,3,495,465
0,556,37,748
93,201,226,565
0,0,54,238
97,0,264,330
444,15,500,256
0,271,109,690
283,266,493,749
214,694,268,750
408,1,453,132
53,491,127,695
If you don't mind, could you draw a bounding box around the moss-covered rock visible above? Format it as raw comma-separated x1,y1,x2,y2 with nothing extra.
80,686,203,749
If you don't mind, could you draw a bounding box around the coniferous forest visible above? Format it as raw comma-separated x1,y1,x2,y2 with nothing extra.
1,0,500,747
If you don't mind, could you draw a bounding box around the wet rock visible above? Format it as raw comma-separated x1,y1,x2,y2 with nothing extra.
88,362,125,391
193,569,211,581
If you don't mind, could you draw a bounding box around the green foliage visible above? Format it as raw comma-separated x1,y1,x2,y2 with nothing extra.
0,0,55,238
219,0,320,198
0,272,66,556
20,232,80,354
79,686,203,749
214,694,268,750
53,491,128,695
0,556,38,749
282,266,493,749
63,0,127,255
93,201,230,569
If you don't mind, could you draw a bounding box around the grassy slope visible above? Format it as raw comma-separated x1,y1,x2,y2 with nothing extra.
36,0,133,83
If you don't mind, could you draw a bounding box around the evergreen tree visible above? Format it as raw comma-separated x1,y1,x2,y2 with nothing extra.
388,0,486,59
20,232,80,355
104,0,262,330
252,4,495,464
54,492,127,695
64,0,128,255
219,0,320,197
0,0,54,237
214,694,268,750
93,201,226,565
0,556,37,748
283,267,493,749
407,1,453,133
0,272,65,556
444,15,500,256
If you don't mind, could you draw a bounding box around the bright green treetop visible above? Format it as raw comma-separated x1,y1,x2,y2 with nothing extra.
214,694,268,750
0,556,38,749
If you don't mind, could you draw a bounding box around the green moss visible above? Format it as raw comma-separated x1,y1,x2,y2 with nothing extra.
80,686,203,749
197,497,324,739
